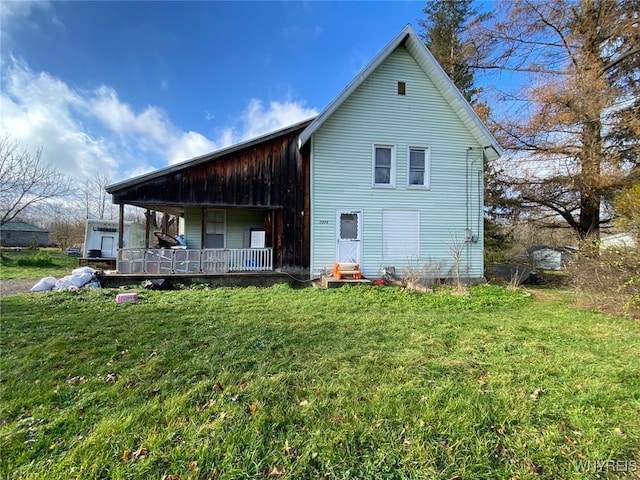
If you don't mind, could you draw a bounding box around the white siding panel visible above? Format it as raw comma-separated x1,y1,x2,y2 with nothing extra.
383,210,420,261
311,46,484,279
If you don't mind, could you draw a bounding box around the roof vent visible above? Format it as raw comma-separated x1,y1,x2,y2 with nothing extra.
397,81,406,95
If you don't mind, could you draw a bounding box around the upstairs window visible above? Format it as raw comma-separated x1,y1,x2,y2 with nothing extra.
372,144,396,187
408,146,430,188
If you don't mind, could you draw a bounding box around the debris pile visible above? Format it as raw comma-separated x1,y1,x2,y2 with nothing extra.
30,266,100,293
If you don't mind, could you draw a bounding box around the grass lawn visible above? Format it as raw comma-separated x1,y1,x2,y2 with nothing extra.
1,284,639,479
0,248,80,280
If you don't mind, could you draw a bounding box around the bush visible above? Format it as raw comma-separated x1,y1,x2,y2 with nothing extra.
15,251,55,268
569,241,640,319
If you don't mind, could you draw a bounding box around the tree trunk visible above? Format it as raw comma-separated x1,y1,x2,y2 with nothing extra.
578,119,602,240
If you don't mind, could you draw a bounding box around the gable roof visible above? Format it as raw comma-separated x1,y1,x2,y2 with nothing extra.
106,117,315,193
298,24,502,161
0,221,49,232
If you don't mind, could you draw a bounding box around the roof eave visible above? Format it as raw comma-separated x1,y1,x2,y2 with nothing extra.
299,23,503,159
107,116,316,193
299,24,413,147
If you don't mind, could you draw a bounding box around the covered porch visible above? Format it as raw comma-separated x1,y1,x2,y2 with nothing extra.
110,204,278,274
105,119,312,276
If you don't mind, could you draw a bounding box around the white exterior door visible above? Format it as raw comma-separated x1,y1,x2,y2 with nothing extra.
336,210,362,264
101,236,115,257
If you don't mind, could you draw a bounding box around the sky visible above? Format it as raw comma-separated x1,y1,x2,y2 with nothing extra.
0,0,444,185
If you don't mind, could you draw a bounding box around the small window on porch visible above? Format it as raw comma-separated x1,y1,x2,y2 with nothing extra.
205,210,225,248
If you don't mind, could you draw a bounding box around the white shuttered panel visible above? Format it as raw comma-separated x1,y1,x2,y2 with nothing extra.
382,210,420,261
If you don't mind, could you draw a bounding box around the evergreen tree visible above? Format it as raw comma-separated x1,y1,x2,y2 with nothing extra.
418,0,486,103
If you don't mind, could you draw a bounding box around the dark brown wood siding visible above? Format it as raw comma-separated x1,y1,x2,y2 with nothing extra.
110,129,310,271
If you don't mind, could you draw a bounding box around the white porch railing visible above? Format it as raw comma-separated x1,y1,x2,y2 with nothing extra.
117,248,273,274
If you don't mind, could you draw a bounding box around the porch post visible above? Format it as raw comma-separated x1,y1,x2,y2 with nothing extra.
201,207,206,249
118,204,125,249
145,209,151,248
271,210,276,271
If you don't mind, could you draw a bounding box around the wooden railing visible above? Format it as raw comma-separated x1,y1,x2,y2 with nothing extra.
117,248,273,274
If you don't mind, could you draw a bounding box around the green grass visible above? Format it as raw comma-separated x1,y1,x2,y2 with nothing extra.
0,248,79,280
1,284,639,479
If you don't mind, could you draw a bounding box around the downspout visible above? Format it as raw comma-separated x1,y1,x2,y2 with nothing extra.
465,148,472,273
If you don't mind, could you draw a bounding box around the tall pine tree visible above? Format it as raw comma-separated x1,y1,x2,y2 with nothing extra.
418,0,486,103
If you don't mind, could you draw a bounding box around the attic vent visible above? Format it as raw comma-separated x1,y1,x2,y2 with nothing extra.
397,81,406,95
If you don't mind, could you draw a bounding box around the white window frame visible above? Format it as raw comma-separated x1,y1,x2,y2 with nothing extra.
407,146,430,189
372,143,396,188
205,209,226,248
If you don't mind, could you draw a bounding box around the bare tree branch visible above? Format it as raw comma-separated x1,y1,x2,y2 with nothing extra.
0,136,72,225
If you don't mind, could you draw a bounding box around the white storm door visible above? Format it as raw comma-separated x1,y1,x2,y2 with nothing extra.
336,210,362,264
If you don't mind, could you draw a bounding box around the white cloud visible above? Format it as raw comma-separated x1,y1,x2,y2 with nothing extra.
238,98,317,140
0,1,57,49
0,56,318,182
167,131,220,165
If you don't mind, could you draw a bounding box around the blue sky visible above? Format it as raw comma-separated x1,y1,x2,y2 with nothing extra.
1,0,449,184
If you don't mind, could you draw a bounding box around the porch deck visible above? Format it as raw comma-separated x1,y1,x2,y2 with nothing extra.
97,271,299,289
117,247,273,274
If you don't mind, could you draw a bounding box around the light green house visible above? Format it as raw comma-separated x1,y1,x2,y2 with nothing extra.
300,24,501,281
107,24,501,281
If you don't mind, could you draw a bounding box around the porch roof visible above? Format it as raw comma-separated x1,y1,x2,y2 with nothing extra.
119,203,282,217
106,117,315,194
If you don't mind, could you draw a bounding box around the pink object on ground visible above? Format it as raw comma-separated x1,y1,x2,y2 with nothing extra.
116,293,138,304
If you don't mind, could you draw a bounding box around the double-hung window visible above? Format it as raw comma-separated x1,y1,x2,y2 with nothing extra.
372,144,396,187
408,146,430,188
205,210,225,248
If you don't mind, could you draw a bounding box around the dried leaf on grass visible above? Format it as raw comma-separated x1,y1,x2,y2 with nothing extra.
530,388,544,400
199,398,217,410
133,447,148,460
149,387,161,398
66,375,86,386
268,465,286,477
122,447,149,464
212,382,224,392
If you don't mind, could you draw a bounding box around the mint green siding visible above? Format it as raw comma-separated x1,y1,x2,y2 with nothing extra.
311,46,485,279
184,207,202,249
183,207,265,249
225,210,266,248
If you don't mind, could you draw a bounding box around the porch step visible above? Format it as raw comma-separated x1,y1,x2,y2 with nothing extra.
313,275,371,289
333,262,362,280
